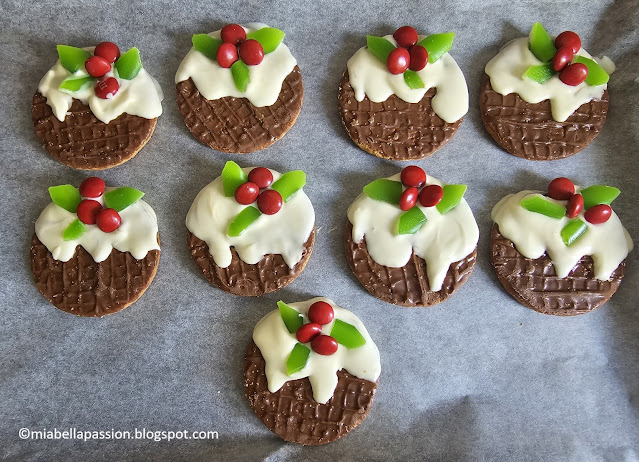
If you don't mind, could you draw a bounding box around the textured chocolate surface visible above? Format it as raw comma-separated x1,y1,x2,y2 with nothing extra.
338,71,462,160
176,66,303,153
479,75,608,160
31,92,157,170
244,341,377,445
344,221,476,307
490,224,624,315
30,234,160,317
186,227,315,296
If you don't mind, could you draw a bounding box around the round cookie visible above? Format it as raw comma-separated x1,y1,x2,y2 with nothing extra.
345,166,479,307
33,42,163,170
175,23,302,153
338,27,467,160
244,297,380,445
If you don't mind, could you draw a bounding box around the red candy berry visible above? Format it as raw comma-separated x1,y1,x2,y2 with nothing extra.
387,47,410,75
235,182,259,205
399,187,419,211
77,199,103,225
96,208,121,233
555,31,581,54
548,177,575,200
257,190,283,215
585,204,612,224
94,77,119,99
409,45,428,71
393,26,419,48
239,39,264,66
248,167,273,189
559,63,588,86
419,184,444,207
400,166,426,188
296,323,322,343
311,335,338,356
566,194,584,219
216,42,238,68
220,24,246,45
85,55,111,78
79,177,105,198
308,301,334,325
94,42,120,63
552,47,574,72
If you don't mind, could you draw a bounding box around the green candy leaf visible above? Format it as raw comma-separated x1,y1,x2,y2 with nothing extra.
366,35,396,64
404,70,425,89
330,319,367,349
231,60,250,92
222,161,248,197
192,34,222,60
49,185,82,213
561,219,588,246
572,56,610,86
277,301,304,334
246,27,285,54
115,47,142,80
104,187,144,212
417,32,455,63
363,179,403,204
271,171,306,202
580,185,620,209
57,45,91,73
63,219,86,241
228,206,261,237
436,184,467,215
529,22,556,62
59,75,95,92
520,195,566,219
523,63,555,84
397,207,427,235
286,343,311,376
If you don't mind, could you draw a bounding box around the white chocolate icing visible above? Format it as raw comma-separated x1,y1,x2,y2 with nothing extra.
485,37,613,122
35,188,160,263
38,47,164,124
492,190,633,280
175,23,297,107
346,35,468,123
347,174,479,292
253,297,381,404
185,167,314,269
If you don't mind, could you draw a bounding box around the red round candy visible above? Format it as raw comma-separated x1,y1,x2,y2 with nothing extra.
308,301,334,325
76,199,103,225
220,23,246,45
566,194,584,219
559,63,588,86
584,204,612,224
85,55,111,78
216,42,238,68
387,47,410,75
548,177,575,200
555,31,581,54
94,77,119,99
409,45,428,71
393,26,418,48
96,208,121,233
235,182,259,205
296,323,322,343
94,42,120,63
248,167,273,189
257,189,283,215
311,335,338,356
419,184,444,207
400,165,426,188
552,47,574,72
399,187,419,211
79,176,105,198
239,39,264,66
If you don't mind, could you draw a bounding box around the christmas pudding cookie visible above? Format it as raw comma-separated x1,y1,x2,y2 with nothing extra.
245,297,380,445
491,177,633,315
33,42,164,170
480,22,614,160
346,166,479,306
31,177,160,317
338,26,468,160
175,23,302,153
186,161,315,295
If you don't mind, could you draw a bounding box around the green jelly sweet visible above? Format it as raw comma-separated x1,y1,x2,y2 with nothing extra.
330,319,366,349
417,32,455,63
231,60,250,92
227,206,261,237
286,343,311,376
529,22,556,62
63,219,86,241
363,179,403,204
49,185,82,213
366,35,396,64
271,170,306,202
57,45,91,73
523,63,555,84
59,76,95,92
104,187,144,212
246,27,285,54
561,219,587,246
397,207,427,235
436,184,467,215
222,161,248,197
192,34,222,60
115,47,142,80
572,56,610,86
404,70,425,89
520,195,566,219
580,185,620,209
277,300,304,334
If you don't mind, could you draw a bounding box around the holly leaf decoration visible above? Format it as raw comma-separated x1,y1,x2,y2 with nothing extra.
330,319,366,349
572,56,610,86
580,185,620,209
404,70,425,89
231,60,250,92
63,219,86,241
436,184,467,215
271,171,306,202
59,75,95,92
246,27,285,54
192,34,222,60
529,22,556,63
104,187,144,212
523,63,555,84
227,206,261,237
561,219,587,246
57,45,91,73
277,301,304,333
366,35,396,64
520,195,566,219
49,185,82,213
222,161,248,197
363,179,403,204
286,343,311,376
397,207,427,235
417,32,455,63
115,47,142,80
